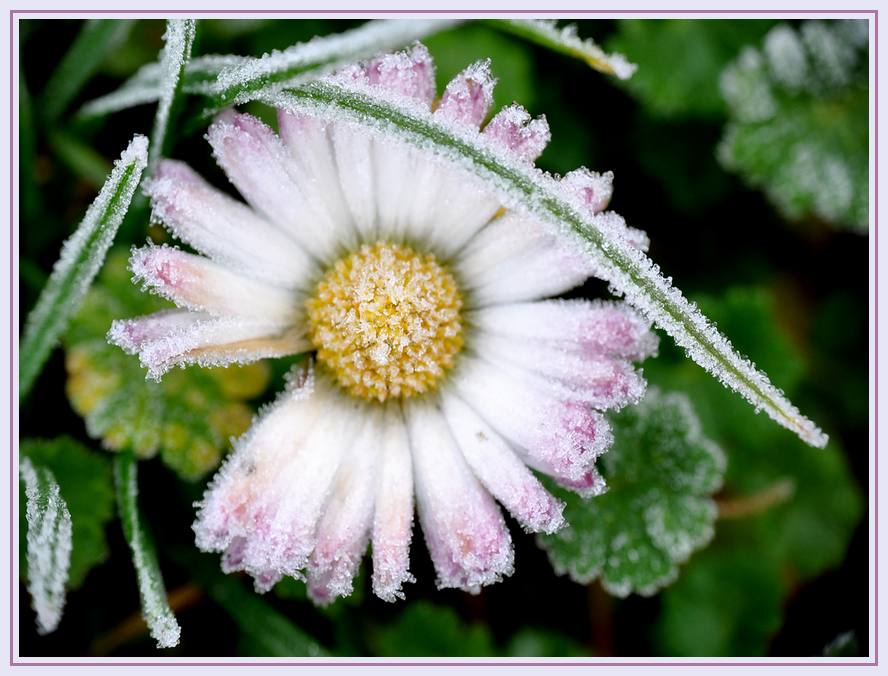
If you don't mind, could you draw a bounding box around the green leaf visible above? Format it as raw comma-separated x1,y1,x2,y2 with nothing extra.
63,249,270,481
149,19,197,166
655,546,784,655
20,437,114,589
19,457,72,635
264,77,827,448
40,19,134,122
47,129,112,189
539,388,725,597
79,20,458,120
718,20,869,231
606,19,777,119
19,134,148,400
114,451,181,649
488,19,636,79
371,602,496,657
646,286,864,579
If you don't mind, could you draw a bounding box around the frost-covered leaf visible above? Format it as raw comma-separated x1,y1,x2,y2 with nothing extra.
606,19,776,119
20,437,113,589
490,19,636,79
718,20,869,232
539,388,724,597
149,19,197,165
40,19,134,122
79,20,458,119
19,135,148,399
63,249,270,481
371,602,496,657
655,546,784,655
264,73,827,448
645,286,864,580
19,457,72,635
114,451,180,649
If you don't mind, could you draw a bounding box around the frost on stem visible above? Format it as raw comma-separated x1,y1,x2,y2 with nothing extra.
20,457,72,635
261,72,827,449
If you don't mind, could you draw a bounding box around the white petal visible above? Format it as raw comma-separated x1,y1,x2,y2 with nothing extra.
129,244,300,322
404,398,513,592
371,405,415,602
307,406,382,605
145,159,313,288
441,390,565,534
194,379,364,591
467,299,659,361
330,121,380,240
108,311,307,380
456,212,596,306
208,110,355,260
453,356,612,484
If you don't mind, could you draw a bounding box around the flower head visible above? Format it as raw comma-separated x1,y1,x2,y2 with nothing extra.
110,43,657,604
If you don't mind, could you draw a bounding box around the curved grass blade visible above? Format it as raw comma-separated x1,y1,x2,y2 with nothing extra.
20,457,72,635
41,19,134,123
19,134,148,400
150,19,197,167
79,20,459,120
114,451,181,649
265,80,826,448
487,19,637,79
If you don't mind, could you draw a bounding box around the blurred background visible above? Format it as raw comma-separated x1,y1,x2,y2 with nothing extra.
18,18,869,657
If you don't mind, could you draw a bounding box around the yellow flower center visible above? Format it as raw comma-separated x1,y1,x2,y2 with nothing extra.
306,242,464,402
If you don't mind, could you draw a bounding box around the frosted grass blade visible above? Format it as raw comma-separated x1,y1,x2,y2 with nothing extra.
41,19,134,122
114,451,181,649
150,19,197,166
20,457,72,635
488,19,637,79
265,80,826,448
79,20,459,119
19,134,148,400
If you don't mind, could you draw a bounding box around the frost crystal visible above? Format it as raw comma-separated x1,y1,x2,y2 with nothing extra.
20,457,72,635
150,20,196,166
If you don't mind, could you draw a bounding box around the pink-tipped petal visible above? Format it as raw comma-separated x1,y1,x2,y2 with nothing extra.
405,399,514,592
208,110,354,259
371,406,415,602
556,466,608,498
194,381,364,590
561,168,614,215
483,104,551,162
108,312,307,380
474,332,647,411
145,160,312,288
454,357,612,484
129,244,298,322
441,392,565,534
435,59,496,128
307,408,382,605
365,43,436,105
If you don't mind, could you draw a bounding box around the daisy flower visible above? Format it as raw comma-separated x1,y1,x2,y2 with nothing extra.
109,44,658,604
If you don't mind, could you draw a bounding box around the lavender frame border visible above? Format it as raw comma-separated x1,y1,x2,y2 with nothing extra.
7,7,879,668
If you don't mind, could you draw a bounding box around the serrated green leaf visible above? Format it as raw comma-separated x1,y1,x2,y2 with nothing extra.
371,602,496,657
114,451,181,649
718,20,869,232
20,437,114,590
19,135,148,400
655,546,784,655
264,76,827,448
40,19,134,122
63,249,270,481
19,457,72,635
539,388,725,597
607,19,777,119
